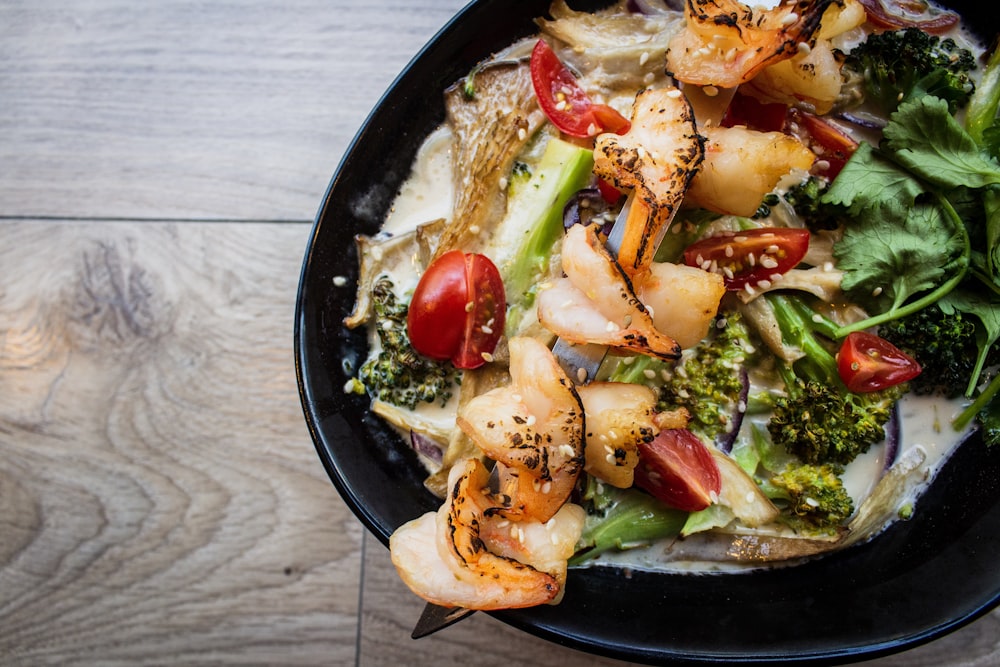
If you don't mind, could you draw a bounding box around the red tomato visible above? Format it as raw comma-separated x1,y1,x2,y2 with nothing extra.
597,177,624,205
721,90,789,133
683,228,810,291
634,429,722,512
406,250,506,369
790,110,858,180
529,40,630,138
837,331,922,393
858,0,959,35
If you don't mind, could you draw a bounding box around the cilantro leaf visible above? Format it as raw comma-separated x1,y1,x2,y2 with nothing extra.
822,142,923,221
836,202,965,313
883,97,1000,190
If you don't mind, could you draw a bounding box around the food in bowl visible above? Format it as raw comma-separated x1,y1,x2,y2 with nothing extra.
341,0,1000,611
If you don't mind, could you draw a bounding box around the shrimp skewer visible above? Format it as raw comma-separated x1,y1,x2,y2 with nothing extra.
665,0,836,89
537,223,682,360
457,336,586,522
390,458,583,610
593,86,704,276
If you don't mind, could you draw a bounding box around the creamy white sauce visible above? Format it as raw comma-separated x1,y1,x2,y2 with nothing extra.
381,125,456,237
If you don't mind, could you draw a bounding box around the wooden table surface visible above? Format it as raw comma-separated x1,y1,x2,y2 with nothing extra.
2,1,998,665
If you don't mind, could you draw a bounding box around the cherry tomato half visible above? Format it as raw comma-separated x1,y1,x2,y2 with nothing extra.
683,228,810,291
529,39,630,138
789,109,858,180
858,0,959,35
406,250,506,370
721,90,789,133
837,331,922,393
634,429,722,512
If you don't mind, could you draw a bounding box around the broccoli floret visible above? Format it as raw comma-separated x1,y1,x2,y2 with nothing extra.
878,304,979,398
782,176,845,232
765,293,901,466
769,463,854,533
357,277,459,409
844,28,977,115
609,313,754,445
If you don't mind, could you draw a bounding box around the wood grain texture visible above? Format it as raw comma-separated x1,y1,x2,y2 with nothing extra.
0,0,467,221
0,221,361,664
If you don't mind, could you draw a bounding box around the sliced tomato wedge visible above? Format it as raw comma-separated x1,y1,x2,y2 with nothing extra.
721,90,789,133
837,331,922,393
858,0,959,35
790,109,858,180
634,429,722,512
683,228,810,291
406,250,506,369
529,39,630,138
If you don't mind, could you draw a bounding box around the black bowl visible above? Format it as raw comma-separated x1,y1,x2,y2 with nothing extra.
295,2,1000,664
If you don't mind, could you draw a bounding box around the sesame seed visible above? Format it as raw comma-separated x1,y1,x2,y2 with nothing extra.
782,12,799,26
333,275,348,287
481,324,493,334
541,481,552,494
703,85,719,97
725,245,734,258
797,42,811,56
639,51,650,66
526,414,536,426
517,128,527,141
577,367,588,384
814,160,830,172
643,369,656,379
465,301,474,312
666,88,682,99
757,279,772,289
872,286,884,297
480,352,494,362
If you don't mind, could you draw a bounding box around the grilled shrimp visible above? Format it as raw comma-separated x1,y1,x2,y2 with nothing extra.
536,223,682,360
593,86,704,276
457,336,585,522
665,0,836,89
685,124,815,216
390,458,579,610
577,382,657,488
636,260,726,349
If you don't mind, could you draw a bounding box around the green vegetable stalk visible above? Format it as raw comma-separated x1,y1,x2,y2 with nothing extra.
502,136,595,335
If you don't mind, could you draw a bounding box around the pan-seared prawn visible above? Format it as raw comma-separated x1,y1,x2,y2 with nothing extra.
389,458,584,610
457,336,585,522
685,124,816,216
665,0,837,89
593,86,704,276
536,223,682,360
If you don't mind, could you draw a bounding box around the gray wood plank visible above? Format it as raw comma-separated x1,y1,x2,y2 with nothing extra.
0,0,467,221
0,220,362,665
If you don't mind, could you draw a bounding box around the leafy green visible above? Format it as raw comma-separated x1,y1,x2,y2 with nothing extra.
571,478,687,564
966,42,1000,148
883,97,1000,190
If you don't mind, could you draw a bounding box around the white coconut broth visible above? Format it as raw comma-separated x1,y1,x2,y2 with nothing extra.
355,2,986,573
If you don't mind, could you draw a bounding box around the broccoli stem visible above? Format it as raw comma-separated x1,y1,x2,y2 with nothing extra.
966,44,1000,146
834,193,971,337
502,137,595,335
953,370,1000,433
767,293,840,385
